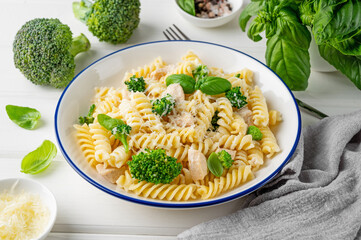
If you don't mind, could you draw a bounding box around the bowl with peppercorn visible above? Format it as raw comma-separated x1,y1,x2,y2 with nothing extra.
175,0,243,28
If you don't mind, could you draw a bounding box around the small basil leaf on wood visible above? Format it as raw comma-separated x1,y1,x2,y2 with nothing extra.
166,74,196,94
177,0,195,16
97,113,124,130
199,76,232,95
207,152,223,177
21,140,57,174
6,105,41,130
319,44,361,89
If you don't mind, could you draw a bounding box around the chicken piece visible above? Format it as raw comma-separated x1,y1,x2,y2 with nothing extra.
188,149,208,181
96,164,123,184
150,67,170,80
174,111,195,127
238,107,253,126
163,83,184,103
216,148,236,160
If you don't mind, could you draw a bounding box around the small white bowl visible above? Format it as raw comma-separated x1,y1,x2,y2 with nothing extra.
0,178,57,240
174,0,243,28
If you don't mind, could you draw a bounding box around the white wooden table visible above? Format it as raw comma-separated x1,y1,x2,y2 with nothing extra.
1,0,361,239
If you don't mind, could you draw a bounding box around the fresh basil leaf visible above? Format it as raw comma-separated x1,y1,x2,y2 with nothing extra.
239,1,265,31
177,0,195,16
266,35,310,91
313,0,358,44
319,44,361,89
299,0,316,26
6,105,41,130
166,74,196,94
207,152,223,177
330,30,361,55
199,76,232,95
21,140,57,174
265,7,311,91
97,114,124,131
247,16,266,42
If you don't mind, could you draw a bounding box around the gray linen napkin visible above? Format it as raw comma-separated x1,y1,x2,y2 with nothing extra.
179,110,361,240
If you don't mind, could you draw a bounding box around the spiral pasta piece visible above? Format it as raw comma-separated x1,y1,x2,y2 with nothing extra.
117,171,197,201
74,124,97,166
215,134,254,151
105,146,131,168
130,132,181,150
247,141,264,170
130,92,164,133
259,126,280,158
196,165,254,199
269,110,282,126
89,123,112,163
248,86,269,127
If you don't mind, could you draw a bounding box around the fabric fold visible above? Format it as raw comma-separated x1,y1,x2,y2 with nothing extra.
179,110,361,240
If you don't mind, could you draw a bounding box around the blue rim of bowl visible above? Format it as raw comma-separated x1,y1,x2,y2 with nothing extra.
55,40,301,209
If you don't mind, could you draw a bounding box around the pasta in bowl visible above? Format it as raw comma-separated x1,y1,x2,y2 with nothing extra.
55,41,301,208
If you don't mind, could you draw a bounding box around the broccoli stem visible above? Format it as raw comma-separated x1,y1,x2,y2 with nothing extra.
69,33,91,57
72,0,92,22
120,135,129,153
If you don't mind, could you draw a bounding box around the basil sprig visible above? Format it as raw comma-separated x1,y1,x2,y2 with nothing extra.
6,105,41,130
207,152,224,177
166,64,232,96
177,0,195,16
21,140,57,174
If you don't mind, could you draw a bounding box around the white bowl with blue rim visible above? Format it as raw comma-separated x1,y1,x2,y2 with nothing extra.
55,40,301,209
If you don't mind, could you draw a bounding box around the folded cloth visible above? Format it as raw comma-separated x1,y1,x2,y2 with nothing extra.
179,110,361,240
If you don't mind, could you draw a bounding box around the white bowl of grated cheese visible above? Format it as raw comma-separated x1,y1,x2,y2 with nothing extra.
0,178,57,240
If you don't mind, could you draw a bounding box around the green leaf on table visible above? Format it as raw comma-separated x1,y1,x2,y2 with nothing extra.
21,140,57,174
6,105,41,130
330,30,361,55
177,0,195,16
318,44,361,89
247,16,266,42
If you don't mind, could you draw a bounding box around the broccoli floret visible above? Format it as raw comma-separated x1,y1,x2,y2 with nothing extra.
97,114,131,152
13,18,90,88
216,150,233,169
247,125,263,141
225,87,248,109
235,73,241,78
210,110,220,131
151,94,175,117
128,149,182,184
79,104,95,124
193,64,209,82
73,0,141,44
124,75,146,92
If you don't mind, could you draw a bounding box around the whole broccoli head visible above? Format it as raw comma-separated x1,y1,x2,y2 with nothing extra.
216,150,233,169
73,0,141,44
247,125,263,141
151,94,175,117
13,18,90,88
128,149,182,184
225,87,248,109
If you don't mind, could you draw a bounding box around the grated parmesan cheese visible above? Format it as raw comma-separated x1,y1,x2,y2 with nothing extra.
0,189,49,240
